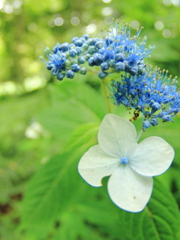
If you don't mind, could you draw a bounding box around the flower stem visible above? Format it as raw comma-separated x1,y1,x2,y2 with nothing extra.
101,79,112,113
136,129,143,142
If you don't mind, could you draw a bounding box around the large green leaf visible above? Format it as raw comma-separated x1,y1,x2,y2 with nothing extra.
75,178,180,240
20,144,180,240
37,80,107,143
20,120,99,238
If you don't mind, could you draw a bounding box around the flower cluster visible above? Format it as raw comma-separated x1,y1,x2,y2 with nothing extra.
111,68,180,129
41,22,153,80
87,24,153,79
41,21,179,129
40,36,89,80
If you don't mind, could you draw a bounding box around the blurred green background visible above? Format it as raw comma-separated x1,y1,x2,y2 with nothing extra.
0,0,180,239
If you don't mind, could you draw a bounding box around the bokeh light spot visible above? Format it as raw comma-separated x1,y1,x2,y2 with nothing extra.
155,21,164,30
163,29,172,38
71,17,80,25
3,3,13,13
102,0,112,3
130,20,140,29
0,0,5,9
12,0,22,9
28,22,37,32
85,24,97,34
171,0,180,5
101,7,113,16
54,17,64,26
163,0,171,5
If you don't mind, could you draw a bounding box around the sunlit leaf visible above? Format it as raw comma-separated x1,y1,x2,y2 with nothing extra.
37,80,107,144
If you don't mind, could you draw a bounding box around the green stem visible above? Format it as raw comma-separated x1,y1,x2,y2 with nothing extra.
101,79,112,113
136,129,143,142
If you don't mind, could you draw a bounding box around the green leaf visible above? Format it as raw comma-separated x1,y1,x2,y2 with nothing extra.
144,178,180,240
37,81,107,143
20,148,180,240
20,121,99,239
74,178,180,240
63,122,99,152
20,150,82,238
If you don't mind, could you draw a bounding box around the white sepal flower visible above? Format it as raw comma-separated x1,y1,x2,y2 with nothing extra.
78,114,175,212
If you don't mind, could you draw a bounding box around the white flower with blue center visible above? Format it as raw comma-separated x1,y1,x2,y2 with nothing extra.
78,114,174,212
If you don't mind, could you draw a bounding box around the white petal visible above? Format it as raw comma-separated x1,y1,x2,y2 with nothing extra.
128,136,175,177
98,114,137,158
108,166,153,212
78,145,119,187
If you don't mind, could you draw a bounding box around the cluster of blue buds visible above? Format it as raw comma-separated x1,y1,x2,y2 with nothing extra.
41,21,179,130
111,68,180,130
40,22,154,80
40,35,90,80
86,24,154,79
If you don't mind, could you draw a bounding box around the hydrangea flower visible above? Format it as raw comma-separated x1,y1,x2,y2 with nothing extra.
111,67,180,129
78,114,174,212
87,23,154,79
40,22,154,80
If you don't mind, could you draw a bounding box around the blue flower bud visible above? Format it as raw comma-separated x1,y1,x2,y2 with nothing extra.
69,49,77,57
137,66,144,74
76,47,83,55
51,68,59,76
104,50,114,61
78,56,86,64
69,43,74,48
129,87,136,96
47,64,53,70
74,39,83,47
88,57,95,66
88,38,98,46
82,34,89,40
88,46,97,54
71,63,80,72
151,102,161,111
128,67,138,76
95,41,103,49
93,53,104,65
128,59,136,66
150,118,158,126
85,53,91,60
144,111,151,117
109,60,115,68
115,53,124,62
98,71,108,79
105,37,113,46
57,72,65,81
167,107,179,114
53,44,60,54
79,67,87,75
65,60,71,67
72,37,79,43
115,62,125,72
82,44,89,50
143,120,151,130
59,42,69,52
101,62,109,71
66,69,75,79
162,115,174,122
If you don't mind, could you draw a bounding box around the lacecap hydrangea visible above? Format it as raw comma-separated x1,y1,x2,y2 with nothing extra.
111,67,180,130
40,22,154,80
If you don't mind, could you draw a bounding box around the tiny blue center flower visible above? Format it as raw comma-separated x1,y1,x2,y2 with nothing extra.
120,157,128,164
